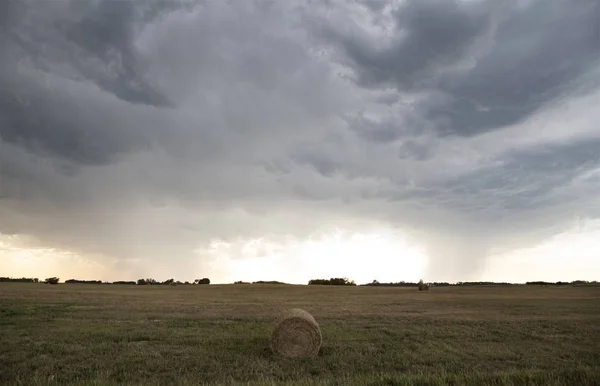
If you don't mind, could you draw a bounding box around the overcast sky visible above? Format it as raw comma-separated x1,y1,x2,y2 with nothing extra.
1,0,599,284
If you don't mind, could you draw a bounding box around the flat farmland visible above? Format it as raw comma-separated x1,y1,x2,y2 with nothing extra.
1,283,599,385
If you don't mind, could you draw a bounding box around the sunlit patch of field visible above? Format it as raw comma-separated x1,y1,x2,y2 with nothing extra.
1,284,599,385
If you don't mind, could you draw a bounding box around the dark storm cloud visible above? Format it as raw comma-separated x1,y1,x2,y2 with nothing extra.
289,147,341,177
344,107,426,145
0,0,201,166
59,0,177,107
0,0,19,29
347,114,406,143
3,0,176,108
434,139,600,215
0,0,348,262
397,140,431,161
1,0,599,282
337,0,492,90
0,74,139,166
427,1,600,137
323,0,600,137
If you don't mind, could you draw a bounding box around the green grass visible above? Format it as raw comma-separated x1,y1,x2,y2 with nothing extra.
1,284,599,385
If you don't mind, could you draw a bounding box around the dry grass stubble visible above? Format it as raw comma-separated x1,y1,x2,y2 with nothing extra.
0,284,599,385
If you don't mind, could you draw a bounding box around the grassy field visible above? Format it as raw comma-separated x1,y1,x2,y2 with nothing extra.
1,283,599,385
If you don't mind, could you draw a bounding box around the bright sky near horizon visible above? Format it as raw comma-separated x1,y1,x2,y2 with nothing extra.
1,0,599,284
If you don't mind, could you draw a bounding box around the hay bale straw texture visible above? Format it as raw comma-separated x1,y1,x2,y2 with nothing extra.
271,308,322,358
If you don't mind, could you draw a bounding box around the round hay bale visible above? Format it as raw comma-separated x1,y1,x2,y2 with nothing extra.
271,308,322,358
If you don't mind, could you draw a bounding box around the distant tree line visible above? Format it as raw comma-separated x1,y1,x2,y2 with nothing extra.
364,281,516,287
135,278,211,285
1,276,598,286
0,276,211,285
0,277,58,284
363,280,598,287
65,279,104,284
362,281,419,287
308,277,356,286
233,280,287,284
253,280,286,284
0,277,39,283
526,280,598,286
